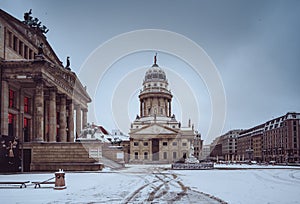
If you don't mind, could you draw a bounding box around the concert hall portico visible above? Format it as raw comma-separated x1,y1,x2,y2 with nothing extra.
1,60,91,143
0,9,91,144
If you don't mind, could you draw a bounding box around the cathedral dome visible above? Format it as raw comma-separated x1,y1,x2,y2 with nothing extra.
144,65,167,82
144,54,167,82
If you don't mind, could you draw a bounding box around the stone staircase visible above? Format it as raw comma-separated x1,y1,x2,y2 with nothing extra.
27,143,104,171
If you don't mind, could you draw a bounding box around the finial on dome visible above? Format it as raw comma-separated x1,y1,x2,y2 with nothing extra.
154,53,157,65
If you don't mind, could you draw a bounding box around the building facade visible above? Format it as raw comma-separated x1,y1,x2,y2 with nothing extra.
209,136,223,161
129,56,202,164
237,112,300,163
193,131,203,160
209,129,241,161
237,125,263,161
0,9,92,171
200,144,211,161
262,112,300,163
220,130,241,161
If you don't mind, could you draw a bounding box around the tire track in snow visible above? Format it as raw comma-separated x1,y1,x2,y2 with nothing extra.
289,170,300,181
123,167,226,204
146,173,174,202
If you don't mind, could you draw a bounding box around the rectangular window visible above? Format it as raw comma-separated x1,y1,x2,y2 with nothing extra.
173,152,177,159
144,142,148,146
24,97,30,113
13,36,18,51
8,31,12,47
163,142,168,146
19,41,23,56
163,152,167,159
172,142,177,146
134,142,139,146
29,49,33,59
182,142,187,146
9,90,15,108
144,152,148,160
134,152,139,159
24,45,28,59
8,113,14,123
24,118,30,142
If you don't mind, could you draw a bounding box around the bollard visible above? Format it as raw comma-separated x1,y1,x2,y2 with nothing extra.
54,169,67,190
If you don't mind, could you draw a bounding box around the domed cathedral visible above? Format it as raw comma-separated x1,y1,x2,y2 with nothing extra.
129,54,203,164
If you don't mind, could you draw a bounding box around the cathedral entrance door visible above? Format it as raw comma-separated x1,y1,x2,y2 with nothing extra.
152,139,159,161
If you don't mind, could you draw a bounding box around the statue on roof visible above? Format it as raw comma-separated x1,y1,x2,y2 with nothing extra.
23,9,49,34
38,43,44,55
66,56,70,68
154,53,157,64
23,9,32,23
40,25,49,34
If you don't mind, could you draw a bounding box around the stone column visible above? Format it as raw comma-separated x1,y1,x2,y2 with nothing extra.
59,95,67,142
68,102,74,142
34,81,44,142
44,100,49,141
168,100,171,117
150,98,153,115
18,89,24,142
144,99,147,116
82,108,87,129
49,90,57,142
75,105,81,139
164,99,168,117
1,81,8,136
140,100,143,117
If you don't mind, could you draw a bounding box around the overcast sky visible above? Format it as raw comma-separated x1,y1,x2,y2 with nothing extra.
1,0,300,144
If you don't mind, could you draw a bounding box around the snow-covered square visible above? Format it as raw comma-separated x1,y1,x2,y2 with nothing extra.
1,164,300,204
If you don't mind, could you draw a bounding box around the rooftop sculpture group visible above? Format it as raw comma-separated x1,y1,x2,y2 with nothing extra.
23,9,49,34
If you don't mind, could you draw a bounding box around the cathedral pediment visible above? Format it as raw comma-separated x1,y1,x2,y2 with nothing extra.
131,123,178,135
